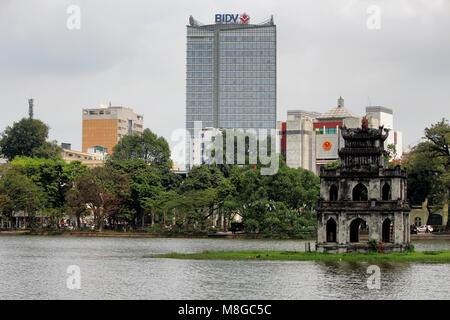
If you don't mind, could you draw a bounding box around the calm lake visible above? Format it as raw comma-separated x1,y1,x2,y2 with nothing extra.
0,236,449,300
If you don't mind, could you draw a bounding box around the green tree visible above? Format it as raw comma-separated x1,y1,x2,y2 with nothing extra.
32,141,62,159
266,164,320,213
65,187,88,230
9,157,88,213
404,119,449,224
67,167,130,231
0,194,14,229
0,168,45,228
111,129,171,168
106,158,180,228
0,118,60,160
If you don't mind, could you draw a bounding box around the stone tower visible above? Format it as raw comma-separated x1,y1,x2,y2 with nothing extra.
316,118,410,253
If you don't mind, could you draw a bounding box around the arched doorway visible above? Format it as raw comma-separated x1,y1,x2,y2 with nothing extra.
329,185,338,201
350,218,367,242
352,183,368,201
382,183,391,200
326,218,337,242
382,218,393,242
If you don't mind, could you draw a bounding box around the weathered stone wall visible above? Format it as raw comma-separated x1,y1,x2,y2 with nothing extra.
318,211,409,246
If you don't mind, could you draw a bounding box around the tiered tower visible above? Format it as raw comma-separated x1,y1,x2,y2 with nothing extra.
316,118,410,252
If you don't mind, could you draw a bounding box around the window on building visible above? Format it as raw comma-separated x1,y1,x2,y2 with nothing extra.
352,183,368,201
329,184,338,201
414,217,422,226
382,183,391,201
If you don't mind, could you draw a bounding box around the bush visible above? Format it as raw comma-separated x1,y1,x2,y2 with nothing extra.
243,218,260,233
368,239,377,252
146,224,162,233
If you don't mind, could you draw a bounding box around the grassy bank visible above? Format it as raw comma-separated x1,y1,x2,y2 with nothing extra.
155,250,450,263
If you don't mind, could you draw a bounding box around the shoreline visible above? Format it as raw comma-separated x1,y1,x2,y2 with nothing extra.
0,230,315,240
155,250,450,263
1,230,449,240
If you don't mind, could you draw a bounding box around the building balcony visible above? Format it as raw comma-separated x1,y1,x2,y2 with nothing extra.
319,166,407,178
317,199,410,212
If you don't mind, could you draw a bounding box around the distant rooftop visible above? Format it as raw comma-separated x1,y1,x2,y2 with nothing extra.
82,104,143,119
287,109,322,118
188,15,275,30
317,97,358,120
366,106,393,115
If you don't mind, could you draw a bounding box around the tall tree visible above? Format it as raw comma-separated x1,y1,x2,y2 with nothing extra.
0,194,14,229
404,118,449,223
0,118,60,160
67,167,130,231
111,129,171,168
0,168,45,228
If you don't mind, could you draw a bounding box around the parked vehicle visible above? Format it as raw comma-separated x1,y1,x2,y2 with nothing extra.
416,225,433,233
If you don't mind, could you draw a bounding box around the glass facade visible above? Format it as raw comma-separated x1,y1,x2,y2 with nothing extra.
186,19,276,136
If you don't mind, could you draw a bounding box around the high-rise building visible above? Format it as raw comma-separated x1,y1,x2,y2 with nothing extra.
82,105,144,154
186,14,276,167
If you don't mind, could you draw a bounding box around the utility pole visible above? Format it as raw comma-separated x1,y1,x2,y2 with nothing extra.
28,98,34,119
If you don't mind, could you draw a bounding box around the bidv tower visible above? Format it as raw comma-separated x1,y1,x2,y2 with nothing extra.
186,13,276,168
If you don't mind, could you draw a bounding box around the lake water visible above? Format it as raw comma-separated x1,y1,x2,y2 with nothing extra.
0,236,449,300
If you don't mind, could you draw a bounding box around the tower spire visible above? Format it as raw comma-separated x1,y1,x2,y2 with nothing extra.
337,96,344,108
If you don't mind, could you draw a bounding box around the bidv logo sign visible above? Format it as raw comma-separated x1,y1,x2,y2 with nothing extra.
215,13,250,24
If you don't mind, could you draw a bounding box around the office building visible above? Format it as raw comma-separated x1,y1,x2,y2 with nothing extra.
82,105,144,154
186,14,276,168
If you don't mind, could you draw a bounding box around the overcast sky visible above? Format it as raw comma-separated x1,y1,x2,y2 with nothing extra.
1,0,449,153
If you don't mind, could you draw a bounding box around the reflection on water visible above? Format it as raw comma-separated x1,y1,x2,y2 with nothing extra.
0,236,449,300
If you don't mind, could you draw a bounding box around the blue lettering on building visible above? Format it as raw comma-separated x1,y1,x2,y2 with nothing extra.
215,14,239,24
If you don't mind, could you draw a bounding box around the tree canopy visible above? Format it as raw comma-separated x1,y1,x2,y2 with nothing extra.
111,129,171,168
0,118,61,160
404,118,449,217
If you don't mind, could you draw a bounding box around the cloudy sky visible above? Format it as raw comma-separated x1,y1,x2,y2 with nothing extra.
0,0,449,152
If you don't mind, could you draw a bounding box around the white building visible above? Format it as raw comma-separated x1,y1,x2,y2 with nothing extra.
285,110,320,173
366,106,403,159
284,98,405,174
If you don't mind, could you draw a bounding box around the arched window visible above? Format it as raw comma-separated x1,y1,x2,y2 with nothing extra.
382,218,393,242
350,218,367,243
329,184,338,201
414,217,422,226
382,183,391,201
352,183,368,201
326,218,337,242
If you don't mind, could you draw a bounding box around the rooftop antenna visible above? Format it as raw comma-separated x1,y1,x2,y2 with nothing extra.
109,101,112,107
28,98,34,119
367,96,372,106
